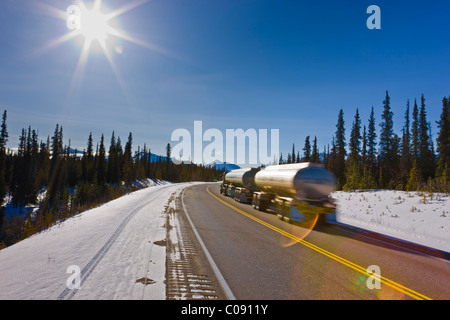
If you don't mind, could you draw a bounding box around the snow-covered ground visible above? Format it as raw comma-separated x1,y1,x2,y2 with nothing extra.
0,181,192,300
0,183,448,300
333,190,450,253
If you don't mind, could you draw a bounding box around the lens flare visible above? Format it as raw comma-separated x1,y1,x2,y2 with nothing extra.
78,3,111,49
35,0,175,102
279,212,319,248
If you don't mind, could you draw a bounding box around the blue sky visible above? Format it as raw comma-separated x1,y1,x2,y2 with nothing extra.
1,0,449,164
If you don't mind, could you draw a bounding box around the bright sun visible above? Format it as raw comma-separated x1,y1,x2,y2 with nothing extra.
66,0,118,52
39,0,173,100
78,5,111,49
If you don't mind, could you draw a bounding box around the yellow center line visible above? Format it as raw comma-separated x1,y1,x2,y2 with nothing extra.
206,186,432,300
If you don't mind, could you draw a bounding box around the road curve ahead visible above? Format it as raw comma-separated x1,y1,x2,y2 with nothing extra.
182,183,450,300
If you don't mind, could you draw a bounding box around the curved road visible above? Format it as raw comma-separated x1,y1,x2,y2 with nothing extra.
182,183,450,300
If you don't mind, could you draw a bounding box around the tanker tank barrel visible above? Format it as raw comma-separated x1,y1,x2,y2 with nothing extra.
224,168,260,189
254,163,336,199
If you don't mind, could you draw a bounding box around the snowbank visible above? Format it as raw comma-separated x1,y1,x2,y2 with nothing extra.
333,190,450,253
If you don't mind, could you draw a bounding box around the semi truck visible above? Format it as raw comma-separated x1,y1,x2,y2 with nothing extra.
220,163,337,225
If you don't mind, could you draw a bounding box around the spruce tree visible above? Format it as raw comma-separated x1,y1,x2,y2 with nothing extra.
85,132,95,183
97,134,106,186
400,100,411,187
311,137,319,163
107,131,121,185
140,143,149,178
0,110,8,210
362,125,368,170
107,131,116,184
334,109,347,189
291,144,296,163
87,132,94,159
0,110,8,153
436,96,450,181
166,143,172,180
367,107,377,177
303,136,311,162
166,142,171,162
345,109,363,190
418,94,435,180
116,136,123,171
411,99,419,163
379,91,393,161
349,108,362,164
50,124,63,170
378,91,400,187
122,132,133,184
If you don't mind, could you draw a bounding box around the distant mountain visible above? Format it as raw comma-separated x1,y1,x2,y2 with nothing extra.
205,160,241,172
64,147,84,158
132,152,173,163
149,153,172,163
65,148,239,172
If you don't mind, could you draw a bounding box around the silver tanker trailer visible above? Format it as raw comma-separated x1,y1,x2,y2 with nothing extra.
221,163,337,225
252,163,337,224
220,168,260,202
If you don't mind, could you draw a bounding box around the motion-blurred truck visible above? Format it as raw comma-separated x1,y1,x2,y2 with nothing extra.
220,163,337,225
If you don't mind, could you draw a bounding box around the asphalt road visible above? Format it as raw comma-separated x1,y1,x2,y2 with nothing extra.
182,182,450,300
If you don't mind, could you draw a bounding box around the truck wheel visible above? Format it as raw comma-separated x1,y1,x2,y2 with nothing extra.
253,196,260,210
276,207,283,220
259,201,267,212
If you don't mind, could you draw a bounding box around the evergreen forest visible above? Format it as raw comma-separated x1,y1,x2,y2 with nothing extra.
280,92,450,194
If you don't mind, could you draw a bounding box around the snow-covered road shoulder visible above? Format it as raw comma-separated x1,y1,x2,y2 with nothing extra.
333,190,450,253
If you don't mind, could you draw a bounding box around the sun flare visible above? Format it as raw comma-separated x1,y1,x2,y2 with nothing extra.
66,0,119,53
78,4,111,49
38,0,171,100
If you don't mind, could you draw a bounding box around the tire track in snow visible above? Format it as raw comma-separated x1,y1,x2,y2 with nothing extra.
57,185,173,300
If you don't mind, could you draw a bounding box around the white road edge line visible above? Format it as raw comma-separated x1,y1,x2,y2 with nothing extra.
181,186,236,300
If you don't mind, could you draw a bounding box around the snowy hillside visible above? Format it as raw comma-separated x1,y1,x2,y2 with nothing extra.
333,190,450,253
0,182,191,300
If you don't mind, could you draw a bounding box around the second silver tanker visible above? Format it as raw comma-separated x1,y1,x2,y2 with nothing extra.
220,163,337,224
220,167,260,202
